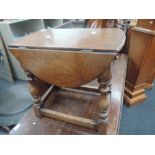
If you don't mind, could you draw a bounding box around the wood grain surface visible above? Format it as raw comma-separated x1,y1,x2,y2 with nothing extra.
9,28,126,52
9,29,126,88
124,19,155,105
10,48,116,88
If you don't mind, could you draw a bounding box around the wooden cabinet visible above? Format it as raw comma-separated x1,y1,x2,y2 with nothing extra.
124,19,155,106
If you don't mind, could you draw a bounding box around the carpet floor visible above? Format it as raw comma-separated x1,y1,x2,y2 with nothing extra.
0,79,32,134
119,81,155,135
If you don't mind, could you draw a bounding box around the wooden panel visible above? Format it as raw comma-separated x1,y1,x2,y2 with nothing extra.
137,37,155,84
126,29,153,86
9,29,126,52
137,19,155,30
10,48,116,88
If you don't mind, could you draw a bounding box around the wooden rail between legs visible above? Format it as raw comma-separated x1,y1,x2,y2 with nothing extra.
73,85,99,93
41,85,59,103
39,107,97,129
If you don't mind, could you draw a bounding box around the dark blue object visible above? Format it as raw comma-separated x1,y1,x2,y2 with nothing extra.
0,50,4,65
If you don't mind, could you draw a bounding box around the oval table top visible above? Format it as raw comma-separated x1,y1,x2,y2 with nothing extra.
9,28,126,87
9,28,126,52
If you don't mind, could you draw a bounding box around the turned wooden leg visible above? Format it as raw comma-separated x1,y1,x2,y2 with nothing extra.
25,71,42,117
24,70,50,117
97,66,111,134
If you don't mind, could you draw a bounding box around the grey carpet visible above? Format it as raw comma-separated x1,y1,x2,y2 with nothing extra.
0,79,32,127
119,81,155,135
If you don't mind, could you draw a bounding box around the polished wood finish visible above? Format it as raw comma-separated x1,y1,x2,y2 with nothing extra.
9,28,126,88
9,29,126,134
137,19,155,30
10,54,127,135
124,19,155,106
10,48,115,88
9,28,125,52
